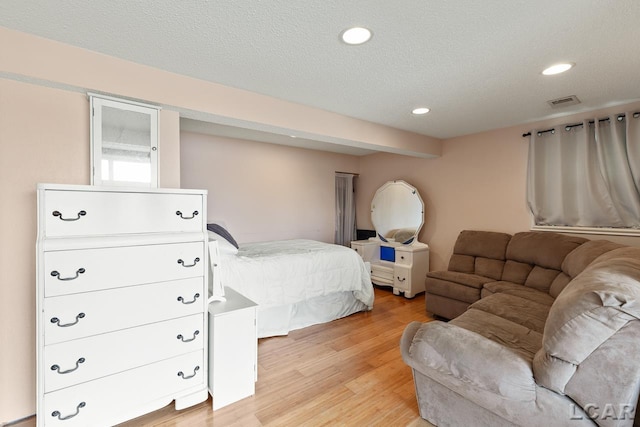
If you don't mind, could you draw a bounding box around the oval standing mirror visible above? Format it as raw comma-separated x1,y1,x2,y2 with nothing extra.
371,180,424,244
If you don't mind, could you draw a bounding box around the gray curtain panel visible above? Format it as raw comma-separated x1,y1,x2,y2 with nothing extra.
527,113,640,229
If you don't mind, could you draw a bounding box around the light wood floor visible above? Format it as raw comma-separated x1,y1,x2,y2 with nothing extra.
17,287,435,427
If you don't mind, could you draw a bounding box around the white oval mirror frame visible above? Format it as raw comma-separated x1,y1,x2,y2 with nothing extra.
370,180,424,244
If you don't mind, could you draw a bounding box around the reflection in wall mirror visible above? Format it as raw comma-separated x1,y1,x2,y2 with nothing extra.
90,94,160,187
371,180,424,244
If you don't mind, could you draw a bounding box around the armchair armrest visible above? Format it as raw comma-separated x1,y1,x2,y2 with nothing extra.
401,321,536,402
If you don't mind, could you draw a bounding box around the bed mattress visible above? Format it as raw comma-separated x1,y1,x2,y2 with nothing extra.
217,239,374,337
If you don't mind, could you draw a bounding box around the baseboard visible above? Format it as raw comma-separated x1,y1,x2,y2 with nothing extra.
2,414,35,426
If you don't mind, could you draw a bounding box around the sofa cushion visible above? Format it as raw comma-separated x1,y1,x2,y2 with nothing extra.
427,271,494,289
452,308,543,360
561,238,625,279
426,273,490,304
470,293,551,333
475,257,504,280
523,265,561,293
452,230,512,260
482,281,555,307
533,247,640,395
448,254,475,273
548,273,571,299
501,260,533,285
506,232,587,271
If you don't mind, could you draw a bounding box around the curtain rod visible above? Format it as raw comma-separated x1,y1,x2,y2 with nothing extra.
335,171,359,176
522,111,640,137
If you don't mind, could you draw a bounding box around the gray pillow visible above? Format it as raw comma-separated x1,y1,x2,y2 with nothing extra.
207,223,239,249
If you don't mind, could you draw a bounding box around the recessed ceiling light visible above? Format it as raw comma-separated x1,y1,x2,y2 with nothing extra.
411,107,431,115
542,63,574,76
340,27,372,45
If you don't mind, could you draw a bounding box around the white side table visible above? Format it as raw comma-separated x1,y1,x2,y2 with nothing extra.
208,287,258,410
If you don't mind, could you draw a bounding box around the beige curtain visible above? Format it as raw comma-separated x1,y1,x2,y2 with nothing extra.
527,113,640,229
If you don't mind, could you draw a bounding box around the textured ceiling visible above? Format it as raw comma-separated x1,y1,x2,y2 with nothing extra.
2,0,640,141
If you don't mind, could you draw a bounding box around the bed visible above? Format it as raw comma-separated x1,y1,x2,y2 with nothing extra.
207,225,374,338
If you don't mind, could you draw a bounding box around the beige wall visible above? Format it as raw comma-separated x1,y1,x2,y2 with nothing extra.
1,27,441,159
180,132,360,243
0,78,181,423
357,100,640,271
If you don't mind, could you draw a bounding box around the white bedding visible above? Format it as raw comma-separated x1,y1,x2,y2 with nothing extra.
216,239,374,337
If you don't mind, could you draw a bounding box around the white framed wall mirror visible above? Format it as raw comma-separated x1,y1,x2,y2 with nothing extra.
371,180,425,244
90,94,160,187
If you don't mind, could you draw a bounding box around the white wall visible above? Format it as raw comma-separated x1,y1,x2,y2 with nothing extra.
180,132,360,243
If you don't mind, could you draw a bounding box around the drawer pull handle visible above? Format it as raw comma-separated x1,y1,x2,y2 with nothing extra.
51,402,85,421
177,293,200,304
51,357,85,374
397,276,406,282
177,257,200,268
52,210,86,221
51,313,85,327
176,210,198,220
51,268,85,281
178,366,200,380
177,330,200,342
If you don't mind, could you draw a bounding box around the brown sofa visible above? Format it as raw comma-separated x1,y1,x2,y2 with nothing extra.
402,230,640,426
425,230,594,319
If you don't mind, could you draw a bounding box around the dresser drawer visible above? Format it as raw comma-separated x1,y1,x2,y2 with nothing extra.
350,240,378,262
43,350,204,427
44,314,204,393
44,242,204,297
394,266,411,291
43,278,204,345
43,190,203,237
395,250,414,266
371,262,394,285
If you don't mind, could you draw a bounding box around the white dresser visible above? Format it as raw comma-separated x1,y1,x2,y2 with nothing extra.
36,184,209,427
351,239,429,298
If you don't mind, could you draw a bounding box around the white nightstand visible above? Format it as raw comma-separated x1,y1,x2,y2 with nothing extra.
208,287,258,410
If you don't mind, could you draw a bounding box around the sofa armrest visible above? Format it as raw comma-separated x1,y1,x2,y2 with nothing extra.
401,321,536,402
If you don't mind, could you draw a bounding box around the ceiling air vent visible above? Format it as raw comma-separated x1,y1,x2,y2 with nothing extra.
547,95,581,108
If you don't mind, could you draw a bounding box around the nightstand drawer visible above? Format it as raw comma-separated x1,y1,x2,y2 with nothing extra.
44,242,204,297
43,278,204,345
43,190,203,237
44,314,204,393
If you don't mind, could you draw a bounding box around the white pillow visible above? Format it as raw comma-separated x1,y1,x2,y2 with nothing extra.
207,230,239,254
